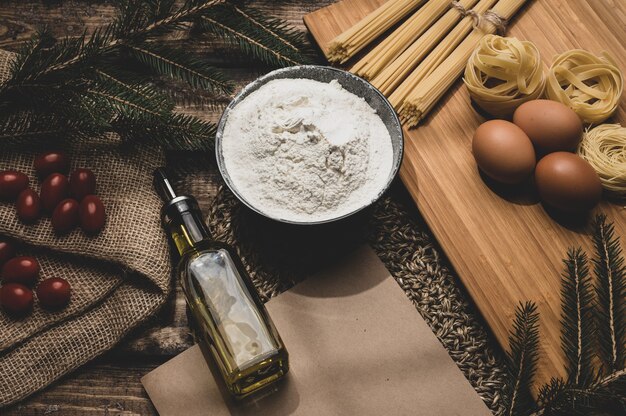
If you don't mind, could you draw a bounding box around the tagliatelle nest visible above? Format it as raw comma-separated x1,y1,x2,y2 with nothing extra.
578,123,626,199
463,35,545,117
546,49,623,124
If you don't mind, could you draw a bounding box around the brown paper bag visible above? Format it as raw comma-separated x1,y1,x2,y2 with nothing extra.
142,246,491,416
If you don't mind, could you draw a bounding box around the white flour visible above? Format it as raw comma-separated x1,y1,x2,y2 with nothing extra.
221,78,393,222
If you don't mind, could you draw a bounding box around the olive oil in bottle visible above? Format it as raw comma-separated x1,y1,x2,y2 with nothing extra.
153,168,288,398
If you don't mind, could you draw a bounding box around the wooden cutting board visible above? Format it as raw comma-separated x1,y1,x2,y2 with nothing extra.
304,0,626,388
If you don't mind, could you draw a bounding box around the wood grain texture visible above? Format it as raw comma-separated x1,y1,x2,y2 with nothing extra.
305,0,626,389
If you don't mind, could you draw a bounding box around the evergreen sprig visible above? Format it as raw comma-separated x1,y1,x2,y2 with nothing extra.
198,2,313,67
560,248,595,386
0,0,312,151
504,302,541,416
502,214,626,415
592,214,626,374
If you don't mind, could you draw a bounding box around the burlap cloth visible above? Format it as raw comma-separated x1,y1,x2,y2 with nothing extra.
0,50,172,407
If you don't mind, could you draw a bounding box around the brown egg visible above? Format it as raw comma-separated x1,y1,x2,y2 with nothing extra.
513,99,583,156
472,120,536,184
535,152,602,213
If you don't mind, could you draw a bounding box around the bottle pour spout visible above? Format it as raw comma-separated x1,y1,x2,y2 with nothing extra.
153,167,178,201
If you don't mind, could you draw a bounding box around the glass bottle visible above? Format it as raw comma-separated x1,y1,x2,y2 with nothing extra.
153,168,289,398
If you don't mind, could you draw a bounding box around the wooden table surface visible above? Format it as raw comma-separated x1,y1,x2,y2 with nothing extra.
0,1,337,414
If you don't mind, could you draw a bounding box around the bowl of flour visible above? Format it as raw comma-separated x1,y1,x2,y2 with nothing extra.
216,66,403,224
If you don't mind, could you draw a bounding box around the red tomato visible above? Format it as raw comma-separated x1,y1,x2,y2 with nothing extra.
0,283,33,315
69,168,96,201
0,240,16,267
36,277,72,309
79,195,106,234
40,173,69,213
0,170,29,201
52,199,80,233
1,256,40,286
34,151,70,178
16,188,41,223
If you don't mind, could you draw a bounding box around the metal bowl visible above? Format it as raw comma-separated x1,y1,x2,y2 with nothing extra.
215,65,403,225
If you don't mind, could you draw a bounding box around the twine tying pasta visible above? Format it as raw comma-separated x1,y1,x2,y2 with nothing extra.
463,35,545,117
450,2,506,33
546,49,623,124
482,10,507,34
451,1,480,27
578,124,626,199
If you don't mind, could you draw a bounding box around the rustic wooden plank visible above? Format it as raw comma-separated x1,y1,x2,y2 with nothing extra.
3,358,161,415
304,0,626,390
0,0,336,51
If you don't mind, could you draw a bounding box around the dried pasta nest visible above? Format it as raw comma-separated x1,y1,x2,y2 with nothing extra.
546,50,623,124
463,35,545,117
578,124,626,199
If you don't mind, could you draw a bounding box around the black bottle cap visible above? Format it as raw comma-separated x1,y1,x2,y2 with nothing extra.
153,168,204,226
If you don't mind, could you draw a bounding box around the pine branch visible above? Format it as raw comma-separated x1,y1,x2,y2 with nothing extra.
229,3,306,52
198,3,312,67
0,111,90,141
560,248,596,386
113,112,216,151
39,0,225,76
125,43,233,94
504,301,541,416
592,214,626,374
0,0,311,151
535,372,626,416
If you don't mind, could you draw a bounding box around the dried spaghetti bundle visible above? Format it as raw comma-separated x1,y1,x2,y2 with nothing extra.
389,0,499,109
546,50,623,124
578,124,626,198
463,35,545,117
351,0,451,80
327,0,425,64
372,0,480,96
399,0,529,127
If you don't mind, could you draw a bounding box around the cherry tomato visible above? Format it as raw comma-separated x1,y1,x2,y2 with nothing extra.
52,198,79,233
69,168,96,201
0,240,16,267
1,256,40,286
0,170,29,201
40,173,69,213
16,188,41,223
36,277,71,309
0,283,33,315
34,151,70,178
79,195,106,234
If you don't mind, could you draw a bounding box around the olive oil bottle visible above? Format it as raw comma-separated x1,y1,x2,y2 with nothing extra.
153,168,288,398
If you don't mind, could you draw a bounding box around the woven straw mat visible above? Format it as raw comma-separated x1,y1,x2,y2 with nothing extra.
0,50,172,407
